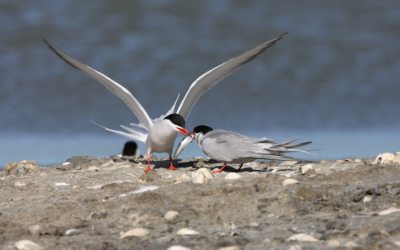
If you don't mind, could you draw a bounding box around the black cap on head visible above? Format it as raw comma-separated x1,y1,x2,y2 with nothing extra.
164,114,186,128
193,125,213,135
122,141,138,156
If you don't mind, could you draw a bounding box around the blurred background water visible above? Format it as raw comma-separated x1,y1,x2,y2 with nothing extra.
1,0,399,167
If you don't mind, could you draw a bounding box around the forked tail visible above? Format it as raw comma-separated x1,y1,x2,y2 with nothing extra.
92,121,148,143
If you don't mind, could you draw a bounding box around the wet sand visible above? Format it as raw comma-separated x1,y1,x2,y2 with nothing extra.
1,154,400,249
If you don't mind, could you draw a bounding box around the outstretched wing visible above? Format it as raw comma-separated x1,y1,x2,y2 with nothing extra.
177,32,287,120
43,39,153,130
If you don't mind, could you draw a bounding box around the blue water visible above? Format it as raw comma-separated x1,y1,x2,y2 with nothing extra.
1,1,399,167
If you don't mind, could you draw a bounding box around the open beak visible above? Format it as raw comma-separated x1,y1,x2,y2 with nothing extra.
190,131,196,139
176,127,190,136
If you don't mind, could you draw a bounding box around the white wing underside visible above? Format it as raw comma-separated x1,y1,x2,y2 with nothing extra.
177,32,287,120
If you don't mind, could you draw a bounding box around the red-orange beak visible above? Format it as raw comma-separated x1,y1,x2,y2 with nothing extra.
190,131,196,139
176,127,190,136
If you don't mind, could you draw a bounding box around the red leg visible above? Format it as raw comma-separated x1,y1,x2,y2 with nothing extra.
237,164,243,172
144,156,152,172
213,163,227,173
167,156,179,170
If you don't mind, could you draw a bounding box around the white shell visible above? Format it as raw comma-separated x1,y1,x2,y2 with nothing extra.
164,211,181,222
177,228,200,236
326,239,341,247
192,172,206,184
14,182,26,188
378,207,400,216
65,229,78,235
62,162,70,165
180,174,192,183
301,164,314,175
120,228,149,238
363,195,373,203
225,173,242,180
15,240,43,250
283,179,299,186
196,168,214,180
54,182,70,186
287,233,318,242
167,246,192,250
86,184,103,190
279,161,298,166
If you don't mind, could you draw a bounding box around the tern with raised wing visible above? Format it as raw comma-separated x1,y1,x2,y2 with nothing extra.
43,32,287,172
184,125,313,173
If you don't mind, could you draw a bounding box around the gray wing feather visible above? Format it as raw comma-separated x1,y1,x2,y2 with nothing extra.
177,32,287,120
43,39,153,130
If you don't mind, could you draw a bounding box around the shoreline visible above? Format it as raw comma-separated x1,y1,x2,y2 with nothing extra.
1,153,400,249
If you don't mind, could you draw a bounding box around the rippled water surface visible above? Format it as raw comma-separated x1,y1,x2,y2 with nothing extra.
1,1,399,166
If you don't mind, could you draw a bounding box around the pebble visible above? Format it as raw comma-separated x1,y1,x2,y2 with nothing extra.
218,247,241,250
287,233,318,242
225,173,242,180
279,161,298,166
164,211,181,222
139,170,162,183
344,241,358,247
378,207,400,216
192,172,206,184
65,229,78,235
86,166,99,171
177,228,200,236
373,153,400,165
87,184,103,190
345,159,353,162
250,222,259,227
284,173,292,178
62,162,70,165
326,239,341,247
191,168,214,183
336,160,345,164
363,195,373,203
15,240,43,250
54,182,70,186
354,159,362,163
300,164,314,175
166,246,192,250
180,174,192,183
14,182,27,188
120,228,149,238
283,179,299,186
196,168,214,180
320,159,328,163
39,173,47,177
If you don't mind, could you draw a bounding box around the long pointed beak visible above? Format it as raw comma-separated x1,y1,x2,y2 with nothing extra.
190,131,196,139
176,127,190,136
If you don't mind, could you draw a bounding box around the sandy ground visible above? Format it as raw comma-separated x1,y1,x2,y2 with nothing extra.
1,154,400,250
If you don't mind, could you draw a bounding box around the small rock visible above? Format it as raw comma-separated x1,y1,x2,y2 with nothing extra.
54,182,70,186
14,182,27,188
65,229,78,236
271,169,278,173
284,173,292,178
263,238,271,244
379,207,400,216
283,179,299,186
363,195,373,203
15,240,43,250
225,173,242,180
344,241,358,247
86,166,99,171
167,246,192,250
218,247,241,250
62,162,70,166
287,233,318,242
165,211,181,222
138,170,161,183
28,225,40,236
326,239,340,247
345,159,353,163
373,153,400,165
87,184,103,190
192,172,206,184
336,160,345,164
300,164,314,175
250,222,259,227
196,168,214,180
177,228,200,236
179,174,192,183
354,159,362,163
320,159,328,163
6,160,39,176
120,228,149,238
279,161,298,166
39,173,47,177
